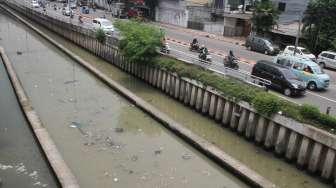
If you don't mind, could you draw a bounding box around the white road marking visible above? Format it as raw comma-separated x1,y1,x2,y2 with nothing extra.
306,91,336,104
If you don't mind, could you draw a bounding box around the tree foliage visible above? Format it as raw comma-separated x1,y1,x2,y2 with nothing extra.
252,0,279,34
302,0,336,54
114,20,164,63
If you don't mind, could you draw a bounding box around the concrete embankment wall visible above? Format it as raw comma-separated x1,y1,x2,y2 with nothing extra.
3,1,336,185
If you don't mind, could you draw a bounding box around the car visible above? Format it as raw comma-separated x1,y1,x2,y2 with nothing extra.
92,18,114,35
283,46,316,62
62,7,72,16
273,54,330,90
245,35,279,55
252,60,306,96
317,51,336,69
31,0,40,8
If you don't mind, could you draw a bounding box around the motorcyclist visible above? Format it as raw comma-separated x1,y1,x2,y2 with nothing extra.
191,38,199,48
78,15,83,24
199,45,208,60
228,50,237,64
53,4,57,11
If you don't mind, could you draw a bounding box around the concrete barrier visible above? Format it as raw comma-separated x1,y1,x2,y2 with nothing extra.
3,1,336,185
0,4,275,187
0,47,79,188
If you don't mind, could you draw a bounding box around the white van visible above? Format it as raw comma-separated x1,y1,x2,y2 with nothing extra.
317,51,336,69
92,18,114,35
283,46,316,62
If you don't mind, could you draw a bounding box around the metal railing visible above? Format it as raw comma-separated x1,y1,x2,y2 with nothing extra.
162,48,271,89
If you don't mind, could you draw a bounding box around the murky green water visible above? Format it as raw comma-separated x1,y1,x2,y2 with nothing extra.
0,10,248,188
6,10,332,188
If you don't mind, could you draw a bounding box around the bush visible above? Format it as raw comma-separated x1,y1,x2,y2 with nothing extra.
252,93,281,116
95,28,106,43
299,104,320,120
115,20,164,63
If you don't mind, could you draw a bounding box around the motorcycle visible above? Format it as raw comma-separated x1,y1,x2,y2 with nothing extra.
223,55,239,70
160,43,170,54
189,43,200,52
199,52,212,63
53,5,57,11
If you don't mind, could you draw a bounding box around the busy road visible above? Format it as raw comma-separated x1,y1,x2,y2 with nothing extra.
15,0,336,115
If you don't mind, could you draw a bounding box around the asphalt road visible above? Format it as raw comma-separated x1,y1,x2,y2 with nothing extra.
14,0,336,115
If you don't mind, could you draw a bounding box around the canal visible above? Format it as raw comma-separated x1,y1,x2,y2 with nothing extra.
0,11,248,188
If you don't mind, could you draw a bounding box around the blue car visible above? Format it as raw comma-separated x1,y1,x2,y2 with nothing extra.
273,54,330,90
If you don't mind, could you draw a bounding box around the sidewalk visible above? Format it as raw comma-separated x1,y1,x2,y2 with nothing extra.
77,6,246,46
155,22,246,46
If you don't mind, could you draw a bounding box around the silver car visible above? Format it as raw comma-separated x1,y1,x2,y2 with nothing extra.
317,51,336,69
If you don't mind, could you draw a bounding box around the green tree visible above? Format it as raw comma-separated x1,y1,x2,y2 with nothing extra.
114,20,164,63
302,0,336,54
251,0,279,35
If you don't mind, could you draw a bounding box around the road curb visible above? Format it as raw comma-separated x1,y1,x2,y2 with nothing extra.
0,4,275,188
0,47,79,188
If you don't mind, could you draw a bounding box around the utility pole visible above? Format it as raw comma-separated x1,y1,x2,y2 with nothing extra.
294,13,302,56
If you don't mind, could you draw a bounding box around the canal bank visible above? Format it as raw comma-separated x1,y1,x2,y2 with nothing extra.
0,4,331,188
0,52,58,187
0,10,253,188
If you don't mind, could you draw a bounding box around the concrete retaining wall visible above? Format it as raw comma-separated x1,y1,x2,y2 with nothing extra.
3,1,336,185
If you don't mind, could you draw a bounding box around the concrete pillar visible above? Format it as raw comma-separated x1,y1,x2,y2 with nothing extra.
179,80,185,102
165,73,171,94
174,77,180,99
157,69,162,88
215,98,224,121
230,105,240,129
275,126,288,156
285,132,300,161
208,94,217,117
237,109,249,134
169,75,175,96
161,71,167,91
255,117,266,144
202,90,211,114
321,148,336,179
152,68,158,86
222,101,233,126
245,112,258,139
308,142,323,173
184,82,192,105
297,137,311,168
264,121,277,149
195,88,204,111
189,85,197,107
149,67,153,84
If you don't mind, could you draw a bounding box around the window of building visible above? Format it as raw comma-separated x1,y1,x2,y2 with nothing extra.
278,2,286,12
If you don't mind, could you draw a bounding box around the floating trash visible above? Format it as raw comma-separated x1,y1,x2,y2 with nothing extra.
115,127,124,133
16,51,22,55
113,177,119,182
64,80,78,84
131,155,138,161
182,153,192,160
0,164,13,170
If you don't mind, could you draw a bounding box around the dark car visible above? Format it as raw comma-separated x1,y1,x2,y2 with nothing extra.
252,61,306,96
245,35,279,55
